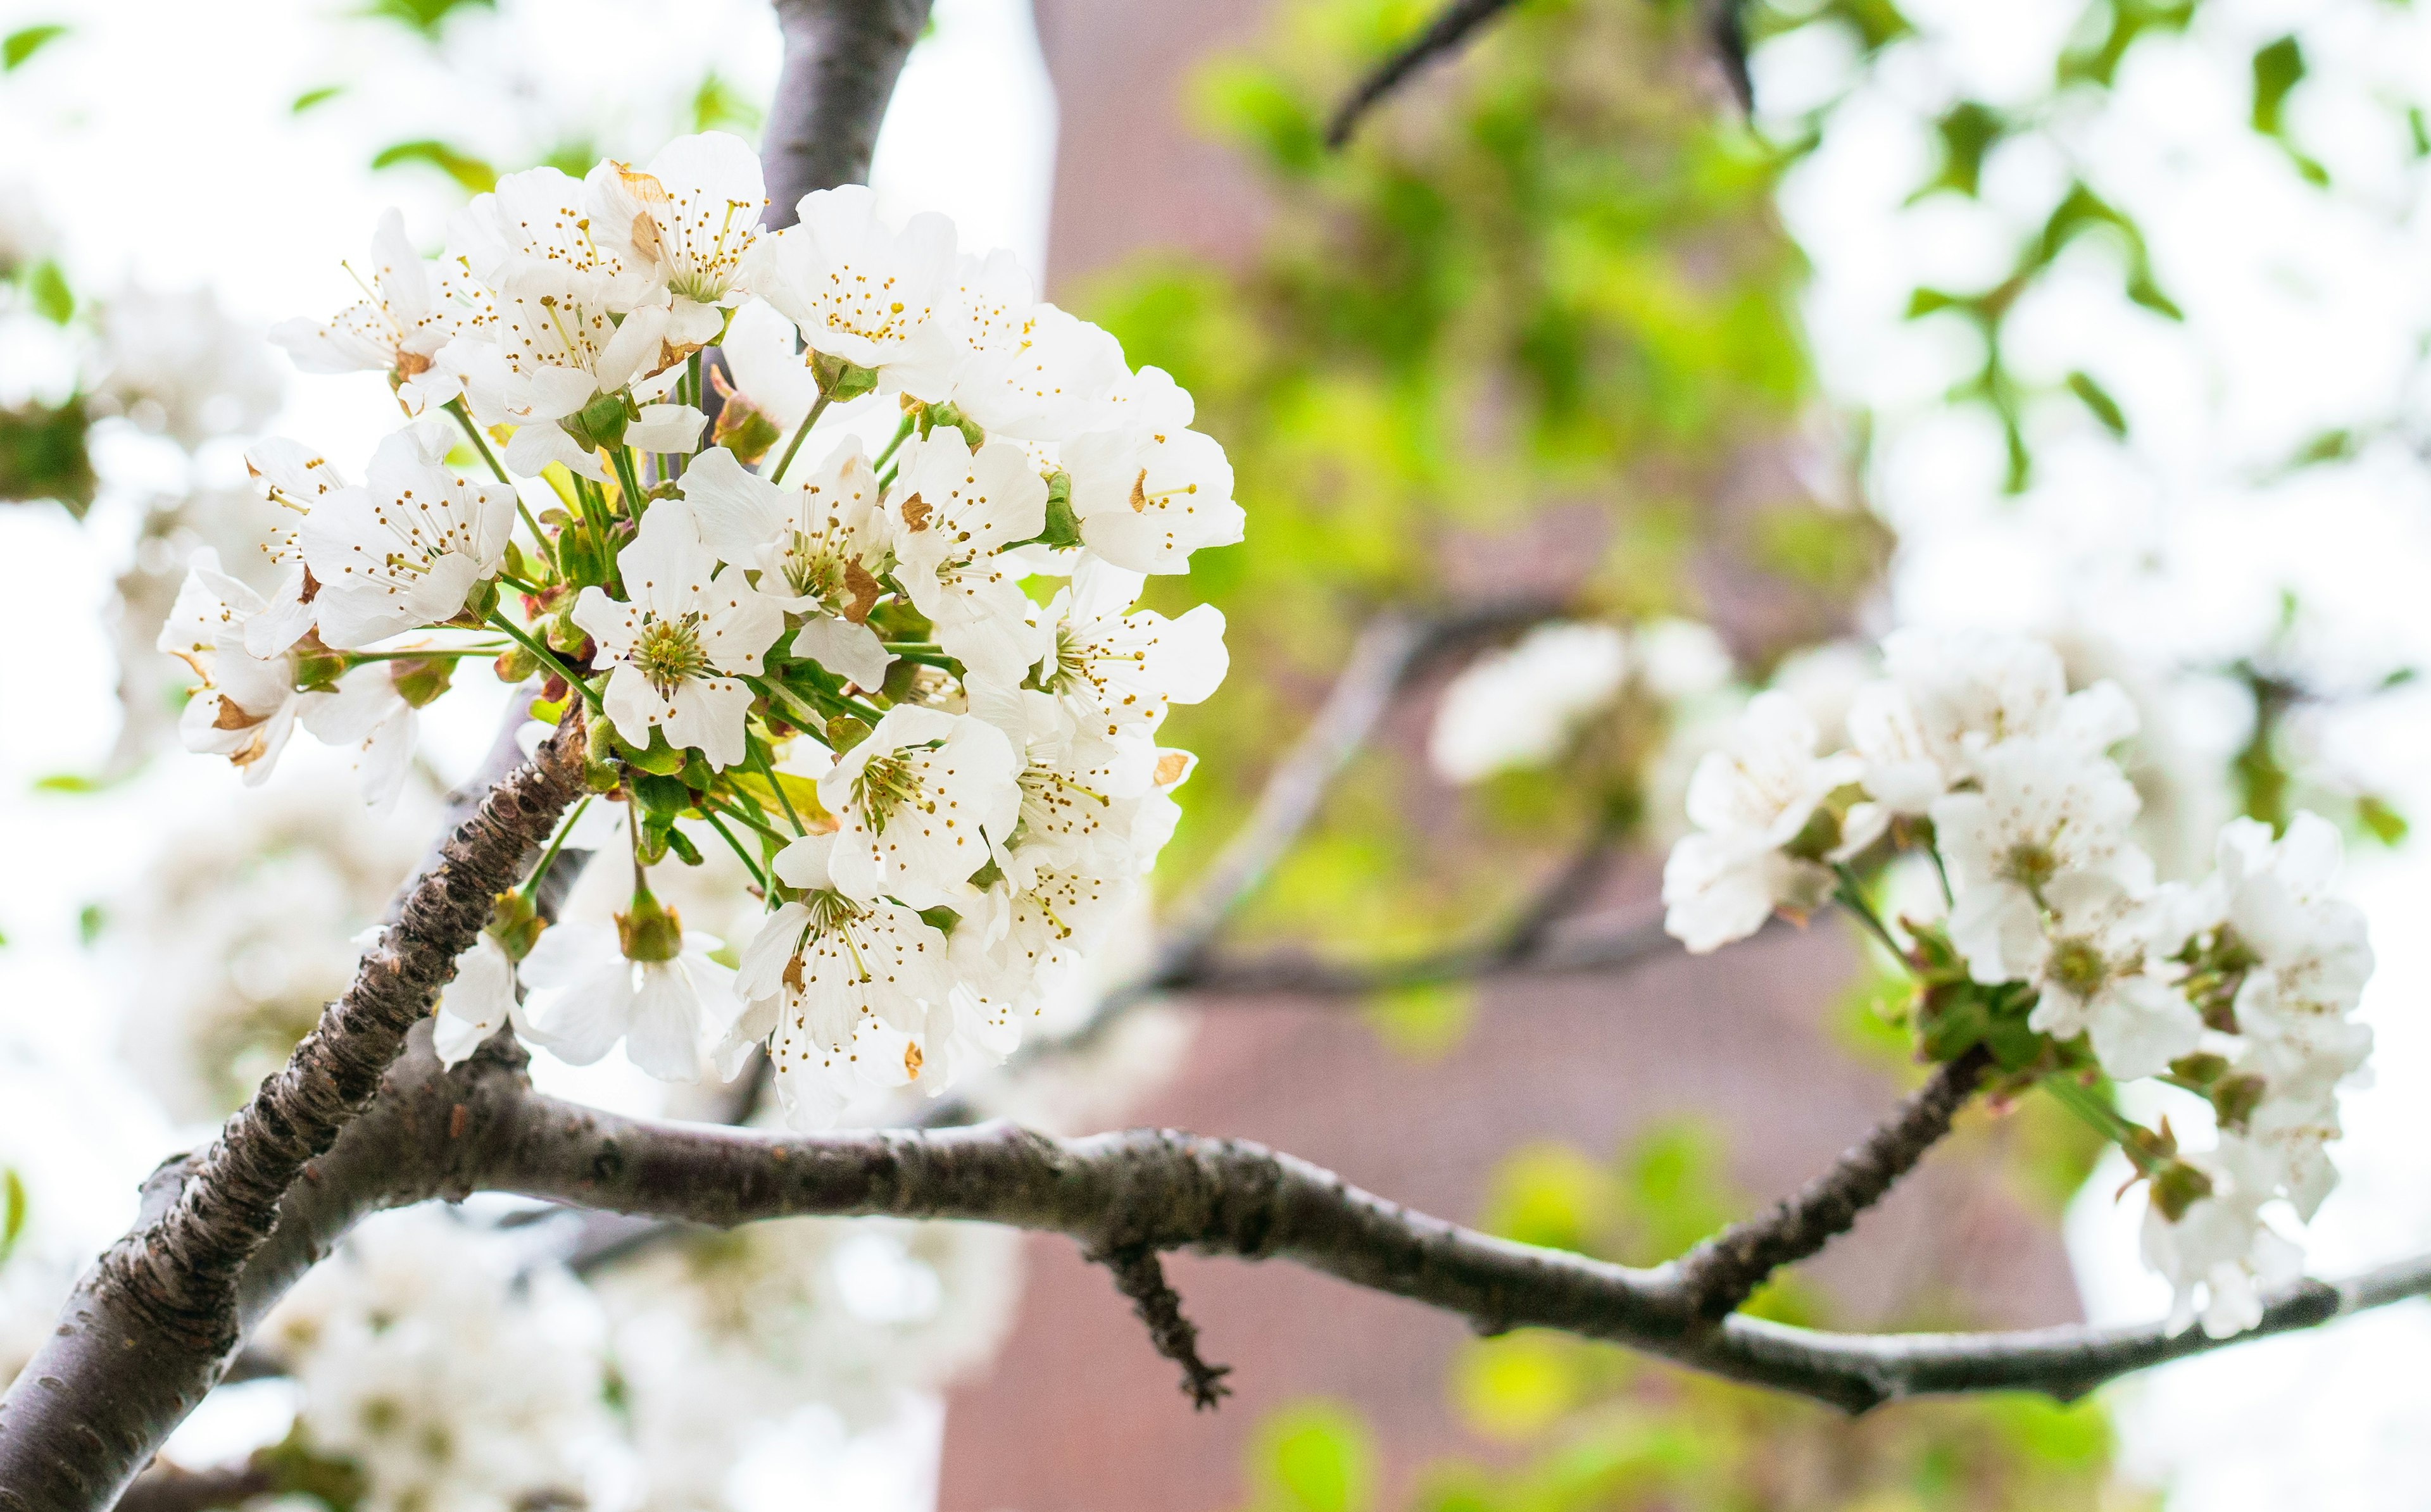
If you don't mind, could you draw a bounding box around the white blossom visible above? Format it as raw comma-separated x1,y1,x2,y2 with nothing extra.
270,208,486,411
586,131,765,346
731,834,953,1127
572,499,785,769
885,430,1049,682
157,551,319,785
2018,872,2201,1080
298,418,516,649
716,296,822,431
1933,734,2148,984
1429,622,1632,783
818,704,1021,911
738,184,956,374
1028,557,1227,744
1661,692,1863,953
1062,369,1242,573
682,439,892,689
519,920,740,1082
1849,628,2137,814
2141,1135,2304,1339
263,1208,609,1512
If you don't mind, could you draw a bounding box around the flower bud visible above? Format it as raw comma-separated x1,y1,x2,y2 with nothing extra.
709,391,782,465
562,391,632,454
811,352,880,403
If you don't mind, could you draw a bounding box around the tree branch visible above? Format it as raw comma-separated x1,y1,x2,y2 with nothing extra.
463,1094,2431,1414
0,718,586,1512
762,0,934,227
1326,0,1524,149
1664,1044,1995,1323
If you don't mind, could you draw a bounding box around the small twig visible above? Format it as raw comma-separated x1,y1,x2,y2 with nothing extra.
1178,907,1676,1001
1090,1244,1233,1410
1326,0,1524,149
1664,1044,1995,1323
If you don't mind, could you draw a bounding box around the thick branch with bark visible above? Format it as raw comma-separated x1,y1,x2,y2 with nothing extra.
463,1090,2431,1414
0,717,585,1512
761,0,934,225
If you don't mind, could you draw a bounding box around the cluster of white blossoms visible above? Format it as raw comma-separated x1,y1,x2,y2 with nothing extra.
165,131,1240,1127
1428,616,1734,784
1662,628,2377,1337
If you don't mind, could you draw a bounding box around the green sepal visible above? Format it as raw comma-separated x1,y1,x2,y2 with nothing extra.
811,352,881,403
389,654,458,709
662,825,703,866
562,390,632,453
486,889,544,961
632,772,693,819
617,727,688,776
615,887,684,961
824,715,872,753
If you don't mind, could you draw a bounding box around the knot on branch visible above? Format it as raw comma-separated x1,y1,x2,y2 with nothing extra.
1089,1244,1233,1411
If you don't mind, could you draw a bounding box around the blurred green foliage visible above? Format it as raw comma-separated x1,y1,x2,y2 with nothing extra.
1232,1122,2136,1512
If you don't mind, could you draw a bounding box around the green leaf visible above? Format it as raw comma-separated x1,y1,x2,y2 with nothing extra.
360,0,494,39
24,259,71,324
291,85,344,113
690,70,762,135
370,139,498,195
1911,101,2002,200
2251,35,2304,137
1904,286,1968,319
2066,370,2126,436
1,24,67,72
77,903,104,945
1247,1401,1374,1512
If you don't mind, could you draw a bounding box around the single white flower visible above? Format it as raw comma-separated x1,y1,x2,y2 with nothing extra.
1660,692,1861,953
2141,1134,2304,1339
731,833,954,1127
817,704,1021,909
738,184,956,373
157,551,316,785
939,297,1128,439
1429,622,1633,784
1933,734,2147,984
450,165,660,310
2021,871,2201,1080
298,418,516,649
2214,812,2375,1022
520,920,738,1081
433,932,540,1066
1062,378,1242,574
586,131,765,346
886,430,1049,682
681,439,893,688
270,208,482,412
1030,556,1228,743
572,499,786,769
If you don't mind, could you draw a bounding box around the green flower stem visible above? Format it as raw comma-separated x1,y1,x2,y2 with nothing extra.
518,796,592,903
767,393,834,485
748,743,807,837
700,796,789,846
448,399,548,545
487,613,603,710
700,809,769,890
1925,842,1955,908
1830,863,1911,970
748,674,828,731
871,412,915,471
2042,1075,2153,1165
886,648,957,670
611,446,650,522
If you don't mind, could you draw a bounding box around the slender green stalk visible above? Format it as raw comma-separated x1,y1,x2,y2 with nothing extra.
2042,1075,2151,1162
448,399,548,544
487,613,602,710
767,393,834,484
518,796,593,902
1830,863,1911,969
701,796,790,846
748,744,807,837
611,446,650,522
886,648,957,670
871,412,915,471
700,809,769,890
747,674,830,731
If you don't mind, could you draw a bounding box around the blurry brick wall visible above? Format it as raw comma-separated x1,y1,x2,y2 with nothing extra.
936,5,2083,1509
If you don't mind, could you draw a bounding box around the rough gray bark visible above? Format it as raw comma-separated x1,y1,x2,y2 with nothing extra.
464,1091,2431,1413
762,0,936,227
0,718,585,1512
